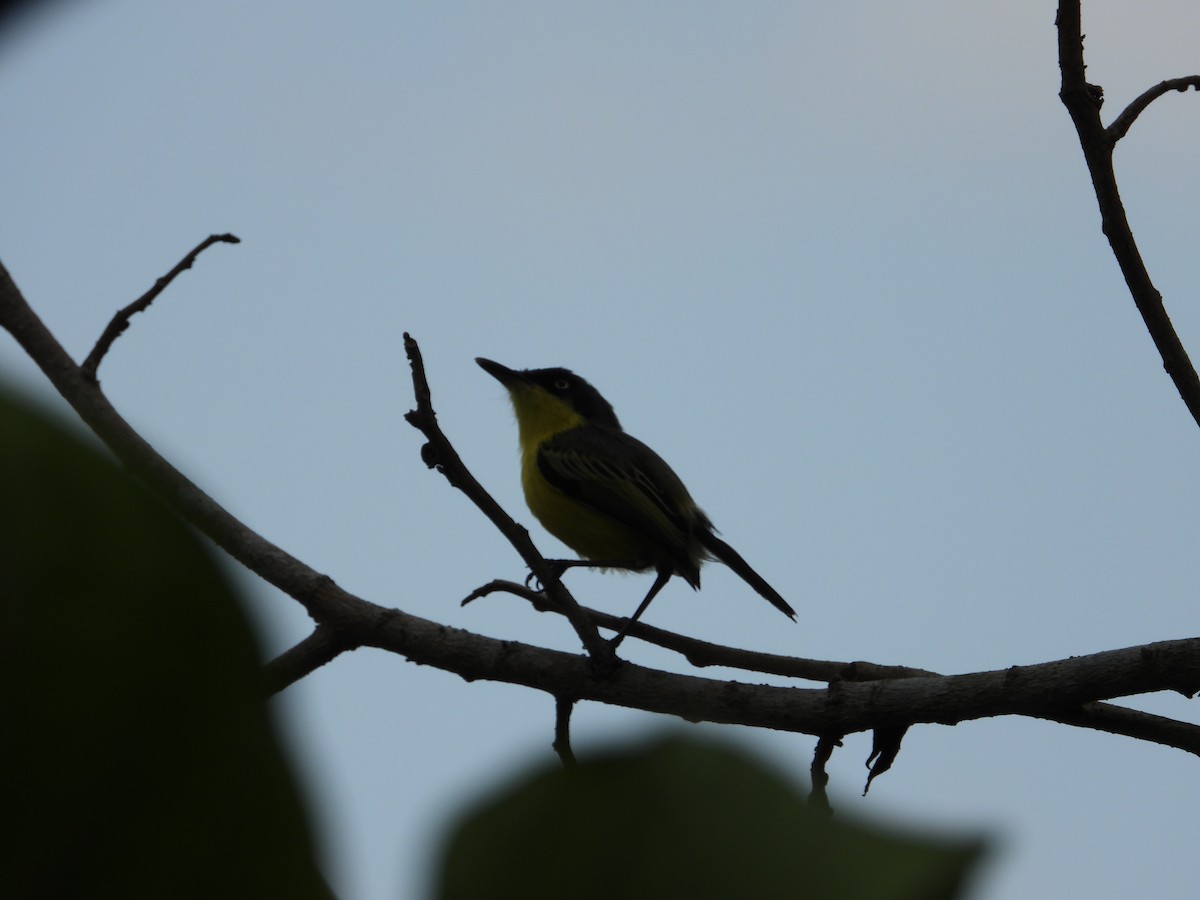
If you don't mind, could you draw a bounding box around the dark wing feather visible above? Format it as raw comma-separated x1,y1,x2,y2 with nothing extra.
538,426,795,620
537,426,698,564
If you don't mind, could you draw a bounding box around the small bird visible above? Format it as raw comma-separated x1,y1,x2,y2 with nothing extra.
477,358,795,645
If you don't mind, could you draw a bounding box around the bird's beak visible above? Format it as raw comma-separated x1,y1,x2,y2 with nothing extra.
476,357,521,387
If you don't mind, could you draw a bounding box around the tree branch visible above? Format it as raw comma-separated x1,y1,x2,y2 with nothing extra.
1056,0,1200,430
265,625,355,695
553,697,578,767
350,611,1200,743
0,258,342,624
808,735,840,814
401,333,614,667
1029,700,1200,754
464,584,1200,754
4,255,1200,759
81,233,240,382
1107,76,1200,144
464,579,931,682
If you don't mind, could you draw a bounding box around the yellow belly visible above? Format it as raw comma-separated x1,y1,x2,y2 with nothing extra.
521,452,654,566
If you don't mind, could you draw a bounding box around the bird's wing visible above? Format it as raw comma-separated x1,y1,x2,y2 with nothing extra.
540,426,795,620
537,426,696,556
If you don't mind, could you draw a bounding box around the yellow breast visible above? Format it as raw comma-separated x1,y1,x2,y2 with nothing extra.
520,448,653,566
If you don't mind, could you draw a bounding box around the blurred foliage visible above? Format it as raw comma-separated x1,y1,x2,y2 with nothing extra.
436,736,984,900
0,382,985,900
0,387,330,899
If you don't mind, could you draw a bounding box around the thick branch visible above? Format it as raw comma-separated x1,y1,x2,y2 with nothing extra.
466,580,1200,752
354,611,1200,743
1056,1,1200,430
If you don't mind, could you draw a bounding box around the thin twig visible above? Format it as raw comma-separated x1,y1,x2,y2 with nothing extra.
0,257,341,624
615,618,934,683
462,579,551,608
863,726,908,795
81,233,240,381
553,697,578,767
466,580,932,683
1029,701,1200,750
1107,76,1200,143
401,332,615,668
808,735,840,815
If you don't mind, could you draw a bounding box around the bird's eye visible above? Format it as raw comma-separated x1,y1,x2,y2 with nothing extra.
553,378,570,391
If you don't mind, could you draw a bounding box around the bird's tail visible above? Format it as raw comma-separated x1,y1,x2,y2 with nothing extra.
698,529,796,620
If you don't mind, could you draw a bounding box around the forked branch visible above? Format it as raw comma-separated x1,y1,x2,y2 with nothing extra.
3,239,1200,766
1056,1,1200,429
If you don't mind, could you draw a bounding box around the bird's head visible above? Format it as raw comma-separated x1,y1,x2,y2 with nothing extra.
476,358,621,441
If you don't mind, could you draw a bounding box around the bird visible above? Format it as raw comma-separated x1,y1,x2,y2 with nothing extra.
476,357,795,646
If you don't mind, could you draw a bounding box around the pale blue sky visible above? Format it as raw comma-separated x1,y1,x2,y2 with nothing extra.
4,3,1200,898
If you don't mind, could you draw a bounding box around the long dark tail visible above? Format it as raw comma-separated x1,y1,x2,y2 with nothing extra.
698,530,796,620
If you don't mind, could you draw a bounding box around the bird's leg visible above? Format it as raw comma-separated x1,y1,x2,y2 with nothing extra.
524,559,571,591
609,567,672,650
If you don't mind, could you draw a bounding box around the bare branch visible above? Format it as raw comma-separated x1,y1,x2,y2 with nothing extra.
454,573,1200,754
1029,700,1200,755
864,726,908,794
265,625,354,695
81,233,240,382
402,332,615,667
1107,76,1200,144
466,581,932,688
553,697,578,768
466,582,927,682
462,579,550,608
0,258,342,624
4,255,1200,757
1056,0,1200,430
561,602,1200,754
808,735,840,815
352,618,1200,743
609,617,934,683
